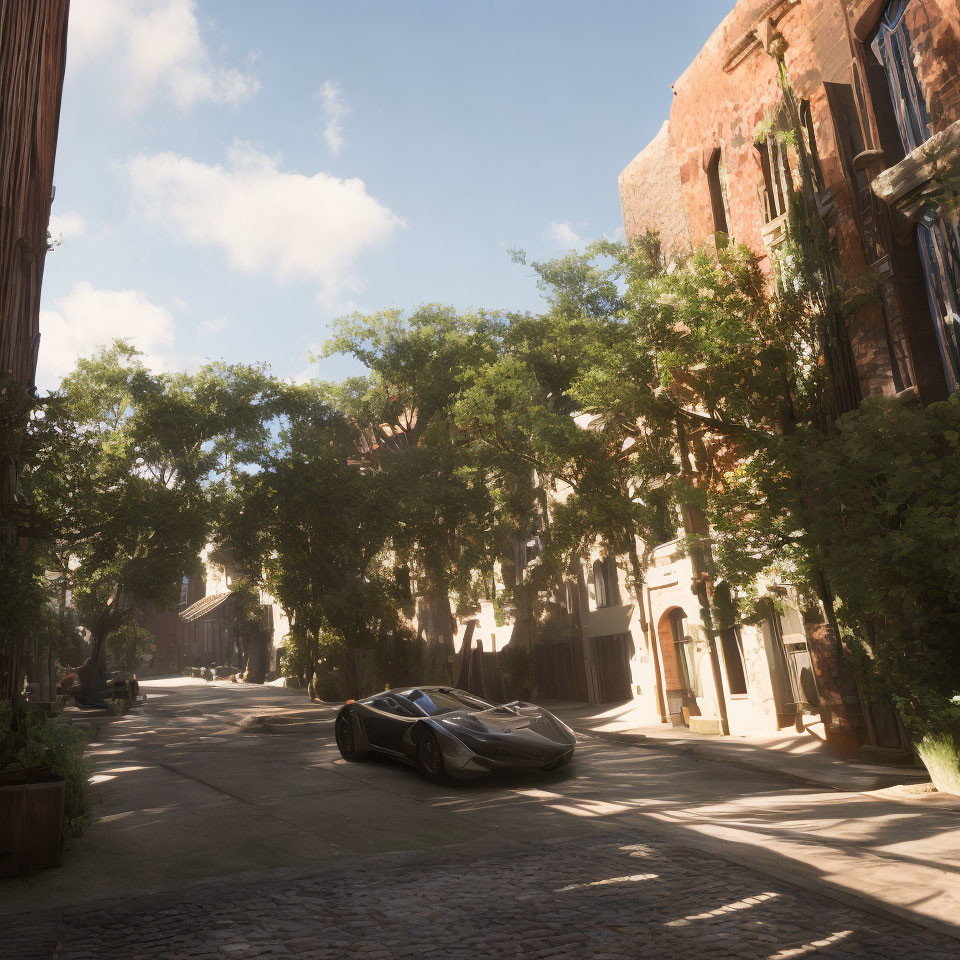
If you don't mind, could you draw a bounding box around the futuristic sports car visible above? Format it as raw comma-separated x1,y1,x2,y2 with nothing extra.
334,686,577,781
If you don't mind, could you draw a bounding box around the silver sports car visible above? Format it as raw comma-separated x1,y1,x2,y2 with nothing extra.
334,686,577,781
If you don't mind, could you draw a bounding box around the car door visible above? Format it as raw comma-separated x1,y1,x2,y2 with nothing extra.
364,696,417,754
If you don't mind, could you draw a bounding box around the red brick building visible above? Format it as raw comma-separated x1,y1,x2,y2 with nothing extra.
621,0,960,403
1,0,70,543
619,0,960,755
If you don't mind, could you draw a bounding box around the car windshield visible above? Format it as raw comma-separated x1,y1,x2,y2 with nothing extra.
403,688,492,716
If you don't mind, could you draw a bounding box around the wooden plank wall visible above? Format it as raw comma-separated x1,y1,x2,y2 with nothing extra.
0,0,70,390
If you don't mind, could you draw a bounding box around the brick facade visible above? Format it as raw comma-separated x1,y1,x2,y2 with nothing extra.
620,0,960,403
618,0,960,753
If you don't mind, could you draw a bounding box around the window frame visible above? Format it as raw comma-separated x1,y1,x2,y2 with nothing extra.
707,147,732,237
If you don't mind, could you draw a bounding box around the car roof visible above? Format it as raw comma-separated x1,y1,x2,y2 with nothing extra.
361,686,477,703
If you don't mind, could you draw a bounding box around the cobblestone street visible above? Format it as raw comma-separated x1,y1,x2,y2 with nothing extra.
5,830,959,960
3,680,959,959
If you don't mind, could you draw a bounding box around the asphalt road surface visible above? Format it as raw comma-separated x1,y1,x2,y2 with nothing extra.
2,677,958,960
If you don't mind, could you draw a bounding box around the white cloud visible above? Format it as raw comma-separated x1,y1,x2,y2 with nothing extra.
67,0,258,111
127,140,404,296
548,220,582,248
38,282,176,387
198,316,228,337
318,80,350,156
48,212,86,239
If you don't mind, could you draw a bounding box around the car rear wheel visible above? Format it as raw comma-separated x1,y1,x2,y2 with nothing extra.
336,712,364,761
417,730,447,782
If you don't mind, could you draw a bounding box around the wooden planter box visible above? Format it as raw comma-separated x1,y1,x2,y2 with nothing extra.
0,768,65,877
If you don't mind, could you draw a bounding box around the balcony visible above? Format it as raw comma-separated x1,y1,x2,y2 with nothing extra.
871,119,960,224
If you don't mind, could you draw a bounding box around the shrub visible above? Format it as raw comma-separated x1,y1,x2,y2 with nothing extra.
800,397,960,790
1,704,94,836
499,644,535,700
107,622,155,672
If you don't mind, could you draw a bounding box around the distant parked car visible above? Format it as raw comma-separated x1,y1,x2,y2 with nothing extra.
335,686,576,782
56,669,140,703
106,673,139,700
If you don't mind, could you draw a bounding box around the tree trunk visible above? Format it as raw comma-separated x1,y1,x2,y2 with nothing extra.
79,602,126,704
47,642,55,701
341,641,360,700
676,417,729,735
36,639,51,702
806,566,868,753
244,631,270,684
416,569,455,659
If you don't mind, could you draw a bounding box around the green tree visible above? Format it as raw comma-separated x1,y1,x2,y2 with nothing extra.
727,398,960,790
107,622,155,672
223,384,405,698
231,579,272,684
323,306,514,657
26,342,278,701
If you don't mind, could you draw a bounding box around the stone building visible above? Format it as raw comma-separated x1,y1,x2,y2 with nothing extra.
137,575,205,674
177,555,290,673
611,0,960,754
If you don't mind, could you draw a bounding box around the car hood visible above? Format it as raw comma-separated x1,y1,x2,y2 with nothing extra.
437,703,572,742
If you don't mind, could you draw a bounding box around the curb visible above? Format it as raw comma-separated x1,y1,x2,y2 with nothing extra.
569,724,930,797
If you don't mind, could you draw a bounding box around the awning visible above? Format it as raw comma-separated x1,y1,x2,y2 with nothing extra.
179,592,233,623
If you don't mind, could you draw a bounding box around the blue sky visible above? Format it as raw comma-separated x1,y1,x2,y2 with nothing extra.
40,0,723,390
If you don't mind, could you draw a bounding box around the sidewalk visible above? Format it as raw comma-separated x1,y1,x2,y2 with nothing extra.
546,699,944,796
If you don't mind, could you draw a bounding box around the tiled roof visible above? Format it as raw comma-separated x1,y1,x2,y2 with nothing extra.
180,591,233,622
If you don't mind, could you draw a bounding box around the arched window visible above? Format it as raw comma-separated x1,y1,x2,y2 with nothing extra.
593,559,608,608
707,148,731,237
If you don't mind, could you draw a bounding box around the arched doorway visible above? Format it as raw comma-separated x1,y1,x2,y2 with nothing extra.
656,607,700,725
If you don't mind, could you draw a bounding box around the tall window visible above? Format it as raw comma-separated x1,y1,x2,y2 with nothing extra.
871,0,960,389
798,100,827,195
604,557,621,605
564,581,579,615
669,609,700,697
707,148,731,237
592,559,608,608
871,0,930,153
757,126,792,223
650,492,677,546
713,584,748,696
759,597,819,711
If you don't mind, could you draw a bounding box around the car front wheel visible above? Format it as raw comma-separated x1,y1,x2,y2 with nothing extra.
416,730,447,782
335,712,364,761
